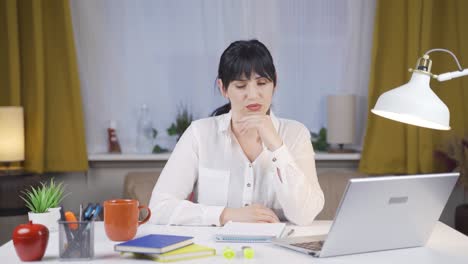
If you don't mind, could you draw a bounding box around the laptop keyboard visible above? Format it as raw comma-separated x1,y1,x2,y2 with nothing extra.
292,241,324,251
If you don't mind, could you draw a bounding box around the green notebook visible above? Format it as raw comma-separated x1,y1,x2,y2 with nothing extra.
133,244,216,262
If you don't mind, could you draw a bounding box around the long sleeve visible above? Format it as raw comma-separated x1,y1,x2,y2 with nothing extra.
148,125,225,226
269,125,325,225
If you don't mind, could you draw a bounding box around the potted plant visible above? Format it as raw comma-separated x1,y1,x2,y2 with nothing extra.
151,128,169,154
311,127,329,152
434,136,468,235
20,178,70,232
167,104,193,142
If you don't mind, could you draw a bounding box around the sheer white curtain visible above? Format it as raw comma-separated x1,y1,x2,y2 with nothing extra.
70,0,376,154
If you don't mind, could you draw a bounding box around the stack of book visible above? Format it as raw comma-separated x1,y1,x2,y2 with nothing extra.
114,234,216,262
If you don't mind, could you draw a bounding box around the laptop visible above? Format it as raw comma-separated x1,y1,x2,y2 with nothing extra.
272,172,459,258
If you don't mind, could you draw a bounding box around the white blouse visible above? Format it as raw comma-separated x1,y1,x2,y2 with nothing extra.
148,111,324,226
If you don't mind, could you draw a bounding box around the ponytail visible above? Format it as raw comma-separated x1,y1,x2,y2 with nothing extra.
211,103,231,116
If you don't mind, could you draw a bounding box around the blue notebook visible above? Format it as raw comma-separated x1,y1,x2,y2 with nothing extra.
114,234,194,254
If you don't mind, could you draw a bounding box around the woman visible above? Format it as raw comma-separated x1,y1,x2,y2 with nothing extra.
149,39,324,226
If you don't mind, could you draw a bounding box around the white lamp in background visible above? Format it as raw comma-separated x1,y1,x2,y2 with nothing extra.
372,48,468,130
327,94,356,152
0,106,25,172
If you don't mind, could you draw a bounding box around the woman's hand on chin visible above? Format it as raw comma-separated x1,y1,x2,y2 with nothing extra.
219,204,280,225
235,114,283,151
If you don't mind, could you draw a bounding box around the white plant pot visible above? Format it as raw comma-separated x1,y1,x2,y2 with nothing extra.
28,208,61,232
48,207,62,228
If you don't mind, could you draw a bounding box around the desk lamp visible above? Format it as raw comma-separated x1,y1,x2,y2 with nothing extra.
0,106,25,175
327,94,356,152
371,48,468,130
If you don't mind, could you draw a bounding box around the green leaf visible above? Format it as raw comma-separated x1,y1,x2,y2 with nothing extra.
20,195,35,212
319,128,327,140
311,127,329,152
152,144,169,153
166,104,193,141
167,123,177,136
19,179,70,213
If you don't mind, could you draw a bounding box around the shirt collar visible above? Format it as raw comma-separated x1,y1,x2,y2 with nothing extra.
217,109,280,133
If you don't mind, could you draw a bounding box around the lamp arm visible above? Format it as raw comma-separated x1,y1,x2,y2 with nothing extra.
422,48,468,82
436,68,468,82
424,48,464,71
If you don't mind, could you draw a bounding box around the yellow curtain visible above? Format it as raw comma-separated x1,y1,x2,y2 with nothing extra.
360,0,468,174
0,0,88,173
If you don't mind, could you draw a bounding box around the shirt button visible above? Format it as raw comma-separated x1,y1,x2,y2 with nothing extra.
248,163,252,168
272,157,277,162
247,183,251,187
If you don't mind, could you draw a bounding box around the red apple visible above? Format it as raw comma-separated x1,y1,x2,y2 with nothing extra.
12,220,49,261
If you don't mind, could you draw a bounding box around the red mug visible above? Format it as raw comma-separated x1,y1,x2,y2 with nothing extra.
103,199,151,241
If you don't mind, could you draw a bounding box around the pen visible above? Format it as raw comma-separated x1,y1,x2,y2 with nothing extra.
91,204,102,221
79,204,83,221
83,203,94,220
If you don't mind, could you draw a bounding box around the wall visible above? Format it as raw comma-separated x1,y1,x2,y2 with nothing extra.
70,0,376,154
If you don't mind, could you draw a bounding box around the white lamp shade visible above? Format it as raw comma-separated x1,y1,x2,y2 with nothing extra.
0,106,25,162
371,72,450,130
327,95,356,145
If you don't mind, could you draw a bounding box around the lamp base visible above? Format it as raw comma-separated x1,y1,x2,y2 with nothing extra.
327,143,357,153
0,165,24,177
327,148,357,153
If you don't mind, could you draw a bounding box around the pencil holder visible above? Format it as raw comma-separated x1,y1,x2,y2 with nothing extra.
58,220,94,260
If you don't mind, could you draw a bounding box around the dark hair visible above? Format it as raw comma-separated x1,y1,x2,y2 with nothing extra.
211,39,277,116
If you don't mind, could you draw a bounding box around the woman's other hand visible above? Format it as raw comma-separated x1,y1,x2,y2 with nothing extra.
219,204,280,225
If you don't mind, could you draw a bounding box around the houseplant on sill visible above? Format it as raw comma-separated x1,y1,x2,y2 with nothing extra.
167,104,193,142
20,178,70,232
151,128,169,154
434,136,468,235
311,127,329,152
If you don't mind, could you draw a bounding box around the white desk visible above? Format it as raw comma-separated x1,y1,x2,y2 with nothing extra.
1,221,468,263
88,152,361,162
